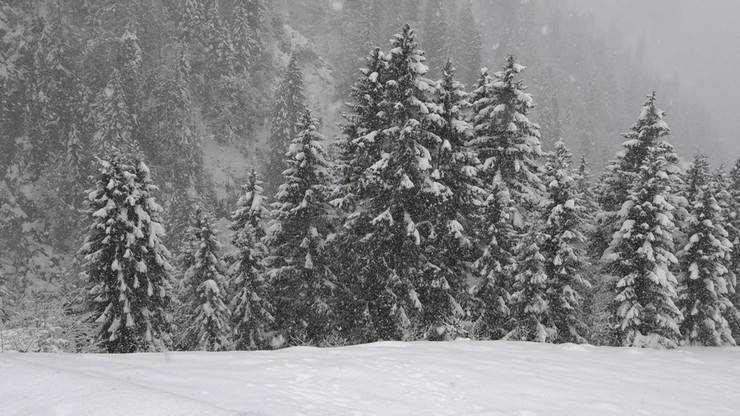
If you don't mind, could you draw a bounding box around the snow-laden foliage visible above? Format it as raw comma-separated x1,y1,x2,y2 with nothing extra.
469,56,544,220
595,92,683,257
229,169,275,350
509,140,591,343
92,69,137,157
265,111,339,345
334,24,464,341
472,176,518,340
179,209,231,351
677,155,736,346
603,145,682,349
418,60,479,340
232,0,266,72
81,157,174,353
725,160,740,340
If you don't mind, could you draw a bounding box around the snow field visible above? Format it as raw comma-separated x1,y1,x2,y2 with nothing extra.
1,340,739,416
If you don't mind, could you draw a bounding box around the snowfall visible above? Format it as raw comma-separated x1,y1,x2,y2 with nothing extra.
1,341,739,416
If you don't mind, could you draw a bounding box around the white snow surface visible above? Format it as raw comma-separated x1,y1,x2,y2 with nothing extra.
1,341,739,416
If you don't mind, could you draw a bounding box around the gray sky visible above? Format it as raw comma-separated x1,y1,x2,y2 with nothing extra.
573,0,740,162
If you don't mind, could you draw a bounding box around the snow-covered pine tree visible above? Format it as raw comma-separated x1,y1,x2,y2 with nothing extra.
81,157,174,353
229,169,275,350
540,140,590,343
469,55,544,219
92,68,138,156
472,176,518,339
332,46,389,341
116,30,142,116
677,154,736,346
203,0,236,77
232,0,265,73
726,160,740,340
336,47,388,200
180,208,231,351
575,155,599,218
334,24,447,341
595,92,682,258
265,111,339,345
603,145,682,349
266,55,305,192
176,0,206,44
507,140,590,343
421,60,478,339
468,56,544,339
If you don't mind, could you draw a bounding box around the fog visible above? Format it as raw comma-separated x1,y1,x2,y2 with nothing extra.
573,0,740,162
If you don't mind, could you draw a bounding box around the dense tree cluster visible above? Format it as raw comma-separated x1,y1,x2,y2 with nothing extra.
2,2,739,352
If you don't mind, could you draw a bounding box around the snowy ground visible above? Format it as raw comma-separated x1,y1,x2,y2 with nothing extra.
1,341,739,416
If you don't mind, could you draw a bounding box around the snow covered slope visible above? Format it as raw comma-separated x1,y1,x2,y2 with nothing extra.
1,341,738,416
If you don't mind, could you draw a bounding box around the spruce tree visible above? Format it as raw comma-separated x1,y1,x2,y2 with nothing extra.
422,60,478,339
542,141,590,343
595,92,681,258
469,55,544,221
180,208,231,351
472,177,517,339
266,55,305,192
177,0,206,44
229,169,275,350
726,160,740,340
335,24,447,340
92,69,137,156
678,154,736,346
468,56,544,338
203,0,236,77
507,141,590,343
603,146,682,348
232,0,265,72
81,157,173,353
265,111,339,345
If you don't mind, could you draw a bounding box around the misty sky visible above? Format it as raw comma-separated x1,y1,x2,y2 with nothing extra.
572,0,740,162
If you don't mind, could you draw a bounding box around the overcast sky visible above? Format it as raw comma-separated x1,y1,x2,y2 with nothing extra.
572,0,740,162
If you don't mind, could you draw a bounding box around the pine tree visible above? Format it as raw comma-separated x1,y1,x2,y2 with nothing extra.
180,208,231,351
232,0,265,72
507,141,590,343
468,57,544,338
422,60,478,339
335,24,447,341
603,146,682,348
469,55,544,222
203,0,236,77
541,141,590,342
177,0,206,44
595,92,681,258
678,154,736,346
116,30,142,115
265,111,339,345
229,169,275,350
81,157,173,353
726,160,740,340
92,69,137,156
472,177,518,339
266,55,305,192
